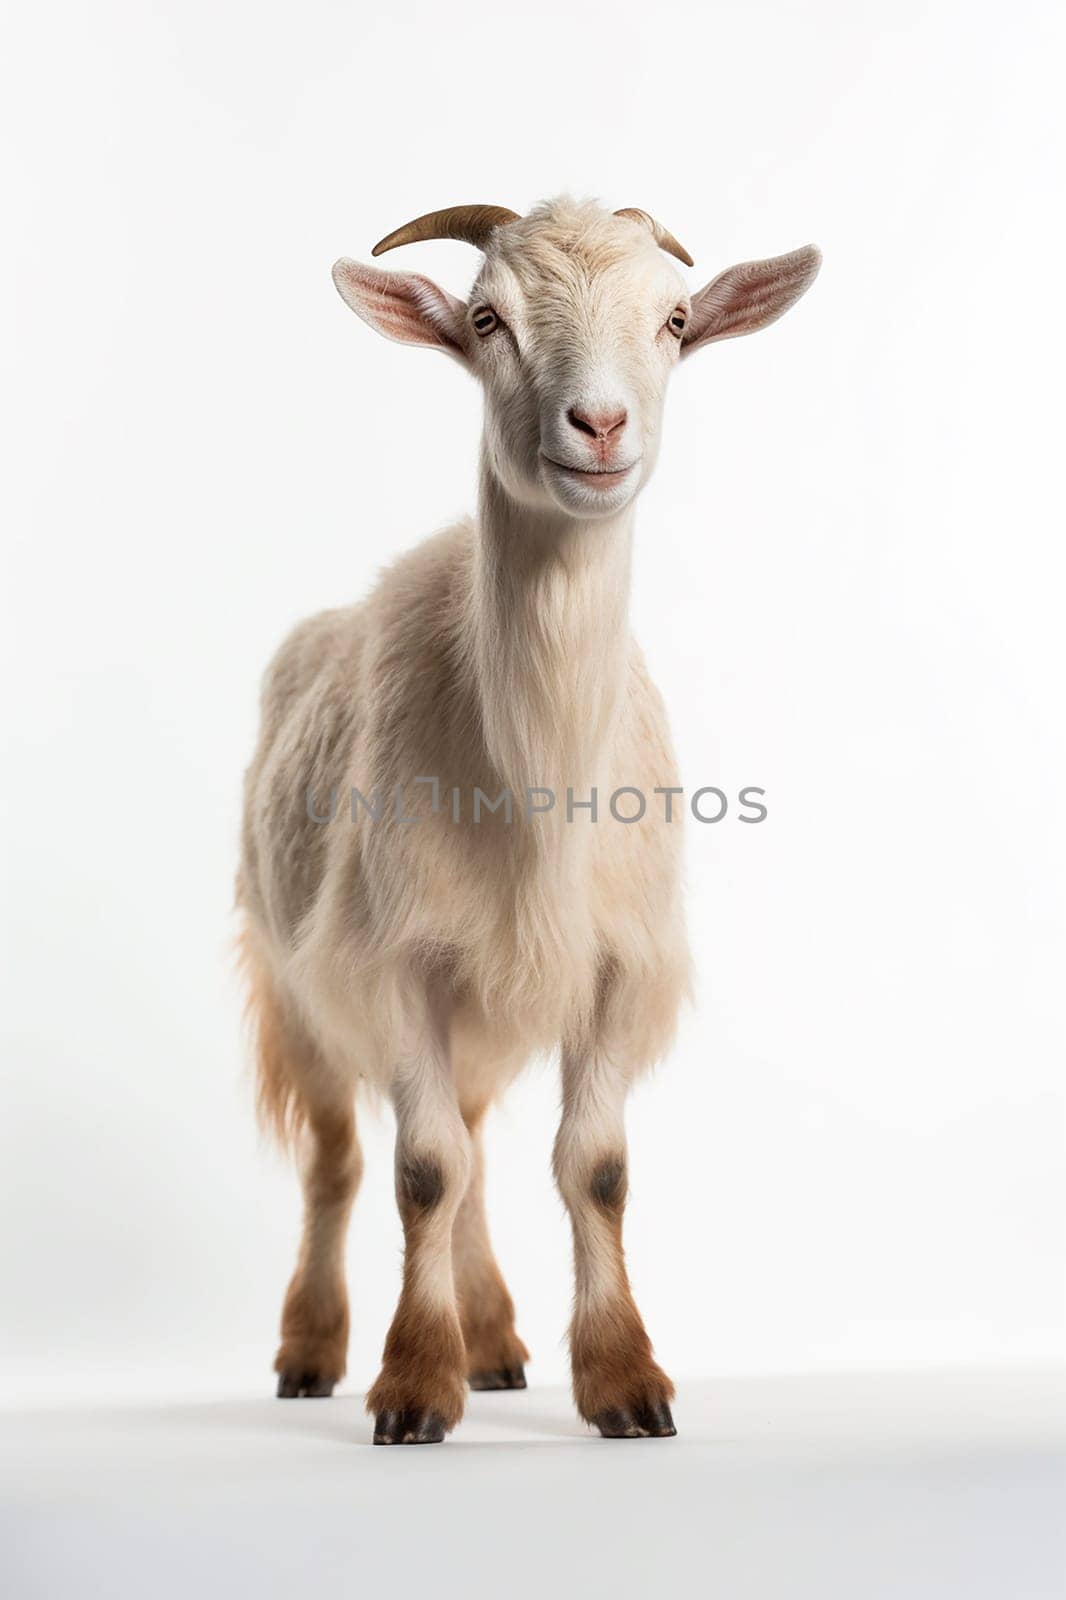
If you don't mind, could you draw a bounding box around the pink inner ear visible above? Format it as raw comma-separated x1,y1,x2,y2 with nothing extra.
684,247,821,349
332,259,466,356
369,273,453,348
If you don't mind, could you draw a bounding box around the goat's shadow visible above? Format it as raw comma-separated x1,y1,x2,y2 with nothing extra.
148,1391,590,1449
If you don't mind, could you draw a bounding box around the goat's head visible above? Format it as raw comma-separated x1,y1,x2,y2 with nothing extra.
333,198,820,520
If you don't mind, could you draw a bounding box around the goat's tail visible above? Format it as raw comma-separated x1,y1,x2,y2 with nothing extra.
234,911,307,1152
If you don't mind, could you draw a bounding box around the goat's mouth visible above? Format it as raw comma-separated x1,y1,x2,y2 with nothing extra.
540,455,641,489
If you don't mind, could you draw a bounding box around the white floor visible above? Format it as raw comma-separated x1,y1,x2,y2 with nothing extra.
2,1369,1062,1599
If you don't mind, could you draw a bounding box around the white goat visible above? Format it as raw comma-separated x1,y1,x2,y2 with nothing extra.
238,197,819,1444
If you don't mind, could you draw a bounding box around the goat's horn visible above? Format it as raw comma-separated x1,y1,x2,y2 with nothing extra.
613,208,694,268
372,205,521,257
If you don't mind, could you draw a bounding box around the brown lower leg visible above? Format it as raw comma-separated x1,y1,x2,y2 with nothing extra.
554,1045,676,1438
276,1102,361,1397
453,1106,529,1388
566,1160,675,1432
368,981,471,1444
366,1151,469,1440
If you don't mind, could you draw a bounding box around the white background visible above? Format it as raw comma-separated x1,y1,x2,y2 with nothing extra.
2,0,1063,1405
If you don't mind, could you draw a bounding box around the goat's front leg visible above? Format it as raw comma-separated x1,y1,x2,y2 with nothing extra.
553,1043,676,1439
368,980,472,1445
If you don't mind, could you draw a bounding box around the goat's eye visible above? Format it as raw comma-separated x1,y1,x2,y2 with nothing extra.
666,308,687,339
472,307,499,337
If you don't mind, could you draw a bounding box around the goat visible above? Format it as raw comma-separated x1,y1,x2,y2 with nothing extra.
238,198,819,1444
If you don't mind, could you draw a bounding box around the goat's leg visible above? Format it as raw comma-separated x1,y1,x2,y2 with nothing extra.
276,1094,362,1397
453,1102,529,1390
242,923,361,1400
368,981,472,1444
553,1044,676,1438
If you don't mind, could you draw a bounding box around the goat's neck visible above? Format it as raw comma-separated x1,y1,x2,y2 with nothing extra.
470,464,634,804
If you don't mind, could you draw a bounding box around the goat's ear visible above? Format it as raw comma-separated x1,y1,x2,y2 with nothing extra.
681,246,821,356
331,259,469,364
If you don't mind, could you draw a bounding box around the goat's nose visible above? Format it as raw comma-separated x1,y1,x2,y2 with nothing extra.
567,404,628,441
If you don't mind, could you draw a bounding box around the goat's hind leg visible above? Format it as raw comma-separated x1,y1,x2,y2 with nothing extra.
275,1087,361,1398
454,1100,529,1390
244,934,362,1398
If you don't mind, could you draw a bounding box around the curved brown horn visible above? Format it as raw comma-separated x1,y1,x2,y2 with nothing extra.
613,208,694,268
372,205,521,257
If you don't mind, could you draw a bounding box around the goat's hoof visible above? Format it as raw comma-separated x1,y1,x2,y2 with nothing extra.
469,1363,527,1391
593,1398,676,1439
373,1408,447,1445
276,1370,336,1399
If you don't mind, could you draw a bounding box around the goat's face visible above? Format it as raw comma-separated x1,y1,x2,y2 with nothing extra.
466,211,687,517
334,199,820,523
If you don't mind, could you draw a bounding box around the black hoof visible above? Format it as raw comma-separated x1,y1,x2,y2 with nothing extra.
373,1409,447,1445
593,1399,676,1438
276,1371,336,1399
469,1364,527,1391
